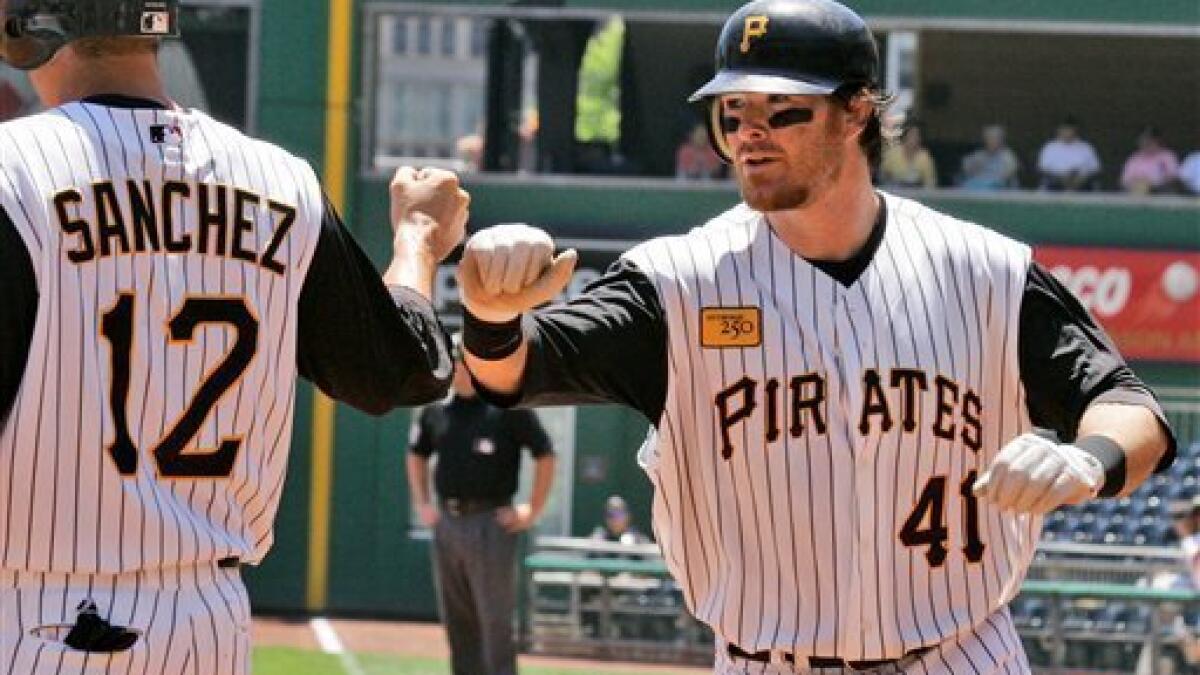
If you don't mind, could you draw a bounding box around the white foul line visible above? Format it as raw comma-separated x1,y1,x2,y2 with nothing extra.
309,617,367,675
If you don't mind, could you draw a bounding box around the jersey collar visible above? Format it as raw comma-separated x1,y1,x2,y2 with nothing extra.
806,193,887,288
81,94,170,110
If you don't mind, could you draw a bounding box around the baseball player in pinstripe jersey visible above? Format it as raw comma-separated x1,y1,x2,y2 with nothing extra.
456,1,1176,673
0,1,466,672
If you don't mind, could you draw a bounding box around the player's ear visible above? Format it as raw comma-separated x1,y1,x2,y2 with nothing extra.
844,93,872,134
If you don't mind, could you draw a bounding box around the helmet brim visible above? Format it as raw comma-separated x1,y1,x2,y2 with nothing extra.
688,70,838,102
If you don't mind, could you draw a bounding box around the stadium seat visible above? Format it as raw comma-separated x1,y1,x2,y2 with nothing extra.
1096,603,1140,633
1010,597,1047,630
1061,604,1100,631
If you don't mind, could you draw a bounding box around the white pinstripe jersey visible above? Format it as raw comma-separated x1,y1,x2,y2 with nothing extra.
0,102,324,574
625,192,1038,661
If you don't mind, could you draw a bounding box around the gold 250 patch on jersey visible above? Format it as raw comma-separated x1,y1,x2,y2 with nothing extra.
701,307,761,348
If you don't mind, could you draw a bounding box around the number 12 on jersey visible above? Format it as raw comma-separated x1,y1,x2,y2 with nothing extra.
101,293,258,478
900,471,986,567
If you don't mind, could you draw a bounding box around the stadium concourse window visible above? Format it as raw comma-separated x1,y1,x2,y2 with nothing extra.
370,10,512,173
366,8,684,178
0,3,255,131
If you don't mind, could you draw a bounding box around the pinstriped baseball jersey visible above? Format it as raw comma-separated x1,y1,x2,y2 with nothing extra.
0,102,324,574
623,191,1037,666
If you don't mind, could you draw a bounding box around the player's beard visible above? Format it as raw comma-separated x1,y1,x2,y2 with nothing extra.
734,115,845,213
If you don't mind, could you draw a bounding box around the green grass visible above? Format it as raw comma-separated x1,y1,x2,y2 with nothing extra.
251,647,699,675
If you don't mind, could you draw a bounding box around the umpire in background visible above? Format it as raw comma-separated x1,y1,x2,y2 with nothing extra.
406,333,556,675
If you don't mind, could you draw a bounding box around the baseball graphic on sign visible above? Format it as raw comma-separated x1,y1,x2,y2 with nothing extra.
1162,261,1198,304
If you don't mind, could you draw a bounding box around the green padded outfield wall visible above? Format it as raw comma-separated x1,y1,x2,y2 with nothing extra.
243,0,1199,620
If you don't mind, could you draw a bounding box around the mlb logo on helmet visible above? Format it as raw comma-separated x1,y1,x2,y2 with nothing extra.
140,2,174,36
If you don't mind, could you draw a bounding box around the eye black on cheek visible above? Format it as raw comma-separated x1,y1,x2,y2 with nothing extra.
721,116,741,134
768,108,814,129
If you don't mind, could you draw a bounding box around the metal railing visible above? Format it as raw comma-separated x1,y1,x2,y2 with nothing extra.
522,537,1199,672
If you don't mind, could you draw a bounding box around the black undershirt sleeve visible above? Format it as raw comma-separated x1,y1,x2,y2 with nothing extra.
1018,261,1176,471
479,258,668,424
296,197,453,415
0,206,37,428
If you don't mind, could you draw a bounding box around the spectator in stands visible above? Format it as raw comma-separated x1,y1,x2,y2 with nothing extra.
456,129,484,172
1172,495,1200,589
879,123,937,189
1120,126,1180,195
590,495,650,546
1136,496,1200,675
958,124,1020,190
1176,150,1200,196
1038,116,1101,191
675,123,724,181
407,333,557,675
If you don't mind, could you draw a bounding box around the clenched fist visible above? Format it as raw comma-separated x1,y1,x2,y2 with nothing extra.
390,167,470,263
973,433,1105,515
458,223,578,323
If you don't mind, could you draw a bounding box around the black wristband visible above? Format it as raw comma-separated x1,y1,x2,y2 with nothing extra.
1075,435,1127,498
462,309,524,361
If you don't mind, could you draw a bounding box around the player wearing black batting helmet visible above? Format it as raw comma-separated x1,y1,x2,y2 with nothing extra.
0,0,178,70
456,0,1175,671
0,0,466,671
690,0,883,163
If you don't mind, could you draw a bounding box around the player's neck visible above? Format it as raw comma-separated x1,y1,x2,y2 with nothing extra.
766,176,879,263
34,55,170,109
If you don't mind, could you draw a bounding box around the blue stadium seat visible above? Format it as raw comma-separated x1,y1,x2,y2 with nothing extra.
1150,522,1176,545
1096,603,1132,632
1061,604,1100,631
1127,605,1151,633
1010,598,1047,630
1130,522,1159,545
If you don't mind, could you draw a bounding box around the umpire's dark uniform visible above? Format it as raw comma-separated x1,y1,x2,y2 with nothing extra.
409,390,552,675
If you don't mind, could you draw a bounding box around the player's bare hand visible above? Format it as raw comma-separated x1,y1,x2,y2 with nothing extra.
417,503,440,528
973,433,1104,515
389,166,470,263
495,503,537,533
458,223,578,323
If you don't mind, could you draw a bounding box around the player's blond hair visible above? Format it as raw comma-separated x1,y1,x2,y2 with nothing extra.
71,37,159,59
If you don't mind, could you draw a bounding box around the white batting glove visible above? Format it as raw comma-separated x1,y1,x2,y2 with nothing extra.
457,223,578,323
973,433,1105,515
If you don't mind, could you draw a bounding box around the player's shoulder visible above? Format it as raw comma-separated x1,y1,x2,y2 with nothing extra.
882,190,1030,261
0,110,79,193
623,203,756,271
190,109,321,187
0,108,74,155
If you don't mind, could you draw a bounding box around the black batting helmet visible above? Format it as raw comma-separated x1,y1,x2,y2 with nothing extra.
690,0,880,161
1,0,179,71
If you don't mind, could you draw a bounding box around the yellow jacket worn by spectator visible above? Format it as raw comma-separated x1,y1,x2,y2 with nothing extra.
880,125,937,188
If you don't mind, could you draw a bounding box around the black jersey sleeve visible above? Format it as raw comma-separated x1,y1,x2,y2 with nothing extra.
296,197,453,415
0,206,37,428
478,258,668,424
1018,261,1176,470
